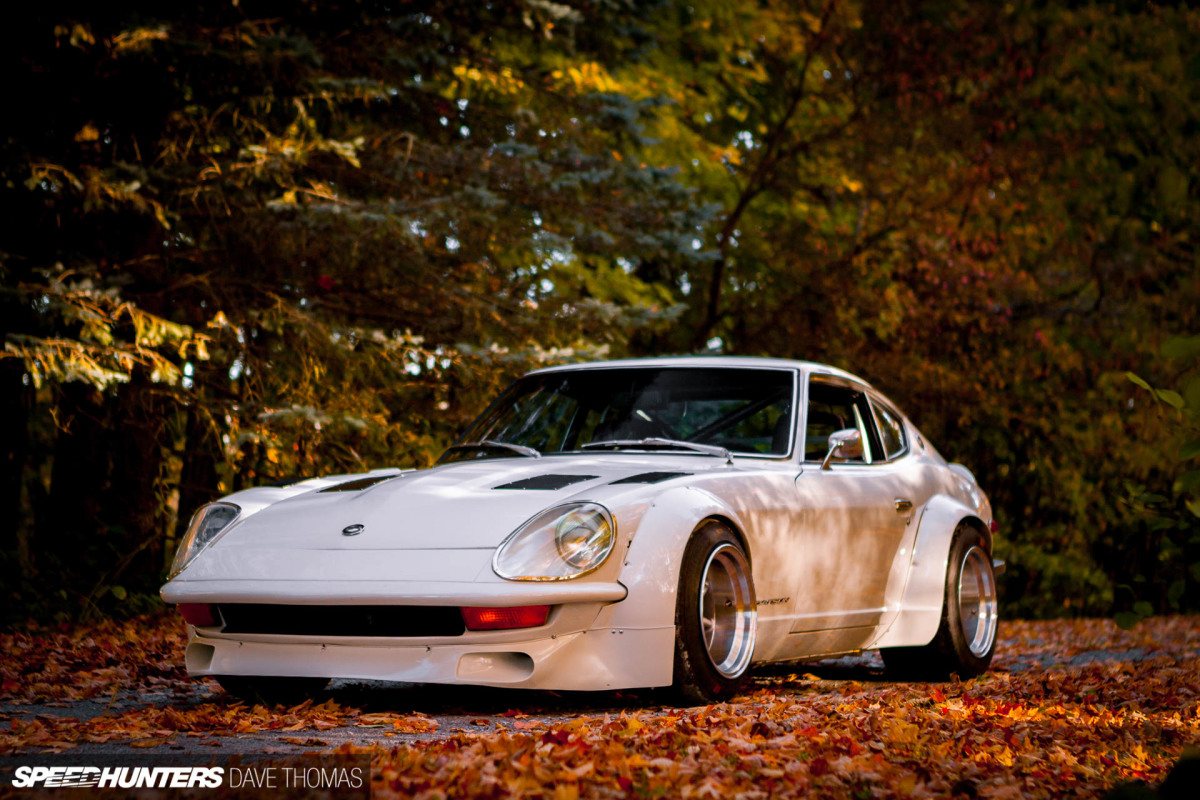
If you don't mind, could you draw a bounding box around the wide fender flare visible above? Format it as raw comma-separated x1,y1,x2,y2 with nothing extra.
870,493,985,650
605,486,748,632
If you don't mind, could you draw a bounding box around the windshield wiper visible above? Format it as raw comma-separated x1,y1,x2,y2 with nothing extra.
444,440,542,459
580,438,733,464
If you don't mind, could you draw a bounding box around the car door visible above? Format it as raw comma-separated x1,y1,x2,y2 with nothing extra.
789,376,914,636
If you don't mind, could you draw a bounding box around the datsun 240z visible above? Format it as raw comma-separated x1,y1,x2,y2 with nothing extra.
162,357,1002,703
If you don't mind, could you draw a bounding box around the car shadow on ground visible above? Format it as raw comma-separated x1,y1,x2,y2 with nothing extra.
750,652,891,684
291,652,895,716
312,679,676,716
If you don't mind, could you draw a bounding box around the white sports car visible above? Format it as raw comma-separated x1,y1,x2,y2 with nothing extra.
162,357,1001,703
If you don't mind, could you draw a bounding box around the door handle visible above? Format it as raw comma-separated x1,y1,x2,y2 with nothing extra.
894,498,913,513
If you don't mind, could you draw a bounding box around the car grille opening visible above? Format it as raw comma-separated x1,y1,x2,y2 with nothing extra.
216,604,466,637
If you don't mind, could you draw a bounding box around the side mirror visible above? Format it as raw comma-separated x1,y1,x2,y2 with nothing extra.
821,428,863,470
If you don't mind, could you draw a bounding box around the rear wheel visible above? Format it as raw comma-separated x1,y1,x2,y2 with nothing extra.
881,524,997,679
215,675,330,705
673,522,757,703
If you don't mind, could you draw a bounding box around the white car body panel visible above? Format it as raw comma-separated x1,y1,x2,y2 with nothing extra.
185,628,676,691
161,357,995,691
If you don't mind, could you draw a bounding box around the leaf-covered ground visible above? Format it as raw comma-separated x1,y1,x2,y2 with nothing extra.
2,614,1197,798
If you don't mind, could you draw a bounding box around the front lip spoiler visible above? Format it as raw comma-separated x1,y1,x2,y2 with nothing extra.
161,579,628,606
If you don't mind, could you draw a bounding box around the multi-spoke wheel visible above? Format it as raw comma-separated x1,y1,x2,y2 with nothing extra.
674,522,757,703
957,544,998,658
882,523,998,680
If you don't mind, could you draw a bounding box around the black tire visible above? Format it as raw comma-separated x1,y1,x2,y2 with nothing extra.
672,522,757,704
881,524,998,680
215,675,330,705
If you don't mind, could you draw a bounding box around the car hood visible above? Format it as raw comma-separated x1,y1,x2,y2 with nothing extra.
212,455,723,552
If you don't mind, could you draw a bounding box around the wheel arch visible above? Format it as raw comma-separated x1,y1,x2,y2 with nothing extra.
869,494,984,650
958,514,992,555
606,486,749,633
699,513,752,569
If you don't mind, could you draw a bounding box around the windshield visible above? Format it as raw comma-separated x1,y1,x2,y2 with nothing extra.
442,367,796,462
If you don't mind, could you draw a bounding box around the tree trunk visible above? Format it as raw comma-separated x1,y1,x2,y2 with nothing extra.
0,360,29,559
174,404,222,550
99,372,169,596
39,382,108,585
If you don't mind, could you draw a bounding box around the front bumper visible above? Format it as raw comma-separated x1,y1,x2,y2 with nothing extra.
162,546,676,690
161,578,628,606
163,546,675,690
184,624,675,691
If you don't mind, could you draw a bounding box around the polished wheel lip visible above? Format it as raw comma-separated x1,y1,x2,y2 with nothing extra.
958,545,998,657
698,542,757,678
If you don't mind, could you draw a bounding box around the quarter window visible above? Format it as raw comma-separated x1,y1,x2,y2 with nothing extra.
872,400,907,461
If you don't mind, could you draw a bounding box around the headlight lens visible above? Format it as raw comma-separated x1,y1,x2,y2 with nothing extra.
494,502,616,580
555,507,613,568
169,502,240,578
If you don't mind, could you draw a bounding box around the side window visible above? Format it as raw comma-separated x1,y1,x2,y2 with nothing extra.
871,399,908,461
805,380,880,464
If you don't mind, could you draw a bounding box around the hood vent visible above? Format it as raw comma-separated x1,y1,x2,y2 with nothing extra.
319,475,395,493
494,474,598,491
611,471,692,485
265,476,304,487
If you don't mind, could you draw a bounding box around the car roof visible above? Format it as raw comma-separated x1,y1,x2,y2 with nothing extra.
526,356,866,385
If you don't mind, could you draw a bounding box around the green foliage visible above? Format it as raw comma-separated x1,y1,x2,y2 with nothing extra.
1118,348,1200,626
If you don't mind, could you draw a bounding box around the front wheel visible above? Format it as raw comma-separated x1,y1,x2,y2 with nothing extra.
673,522,757,703
882,524,998,680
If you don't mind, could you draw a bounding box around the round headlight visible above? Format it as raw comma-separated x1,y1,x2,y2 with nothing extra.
555,507,614,570
493,502,617,581
169,502,240,578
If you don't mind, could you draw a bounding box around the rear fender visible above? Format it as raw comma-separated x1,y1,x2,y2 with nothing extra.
868,494,983,649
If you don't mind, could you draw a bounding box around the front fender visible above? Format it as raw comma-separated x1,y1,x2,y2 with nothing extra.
868,493,984,649
603,486,746,633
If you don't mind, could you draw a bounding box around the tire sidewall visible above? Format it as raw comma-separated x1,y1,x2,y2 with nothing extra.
673,522,756,700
